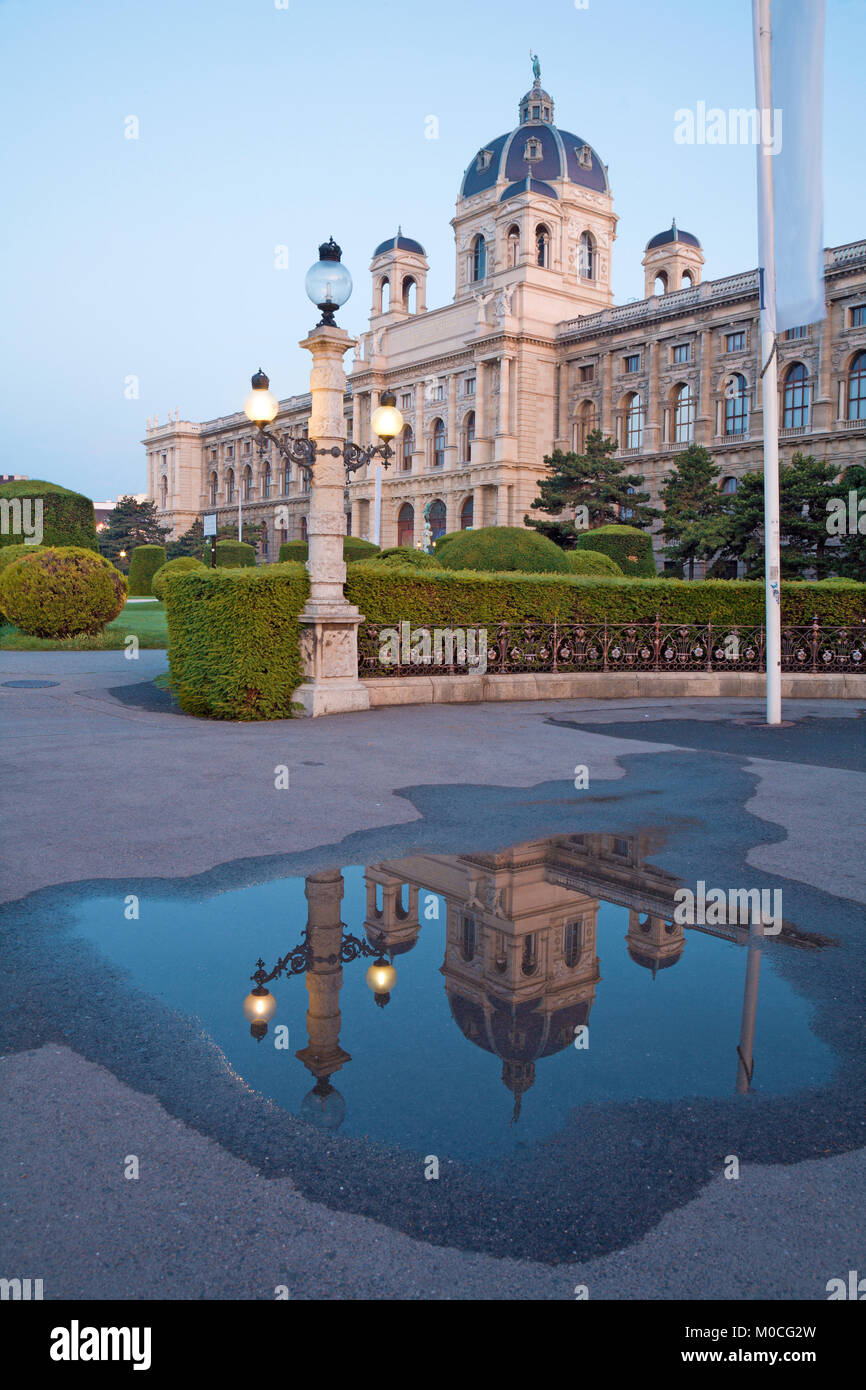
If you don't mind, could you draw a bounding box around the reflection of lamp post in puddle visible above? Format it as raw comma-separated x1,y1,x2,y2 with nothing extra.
241,869,397,1131
735,919,764,1094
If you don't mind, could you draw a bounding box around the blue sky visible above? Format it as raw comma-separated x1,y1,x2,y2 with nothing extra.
1,0,863,501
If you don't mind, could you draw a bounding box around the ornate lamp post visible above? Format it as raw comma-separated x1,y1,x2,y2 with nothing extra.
243,238,404,716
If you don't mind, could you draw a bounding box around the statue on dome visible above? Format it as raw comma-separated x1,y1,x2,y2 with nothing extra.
530,51,540,84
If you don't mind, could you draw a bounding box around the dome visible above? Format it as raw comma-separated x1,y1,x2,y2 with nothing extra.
645,219,701,252
373,230,426,258
460,72,609,201
626,943,684,972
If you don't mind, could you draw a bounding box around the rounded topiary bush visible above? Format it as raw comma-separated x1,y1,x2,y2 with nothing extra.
278,538,379,564
375,547,441,569
435,526,570,574
128,544,167,595
574,524,657,577
564,548,623,576
0,544,44,617
213,540,256,568
0,546,127,637
151,555,207,600
0,479,98,551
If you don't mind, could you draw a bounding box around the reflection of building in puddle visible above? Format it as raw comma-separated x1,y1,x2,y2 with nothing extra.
251,831,830,1129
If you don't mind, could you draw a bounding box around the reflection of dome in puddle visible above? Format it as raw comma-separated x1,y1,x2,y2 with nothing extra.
299,1078,347,1131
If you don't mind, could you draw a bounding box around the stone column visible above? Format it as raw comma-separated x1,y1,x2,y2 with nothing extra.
446,373,458,469
294,869,352,1085
498,357,511,436
294,326,370,717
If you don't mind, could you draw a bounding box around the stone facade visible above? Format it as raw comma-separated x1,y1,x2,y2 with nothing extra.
143,76,866,559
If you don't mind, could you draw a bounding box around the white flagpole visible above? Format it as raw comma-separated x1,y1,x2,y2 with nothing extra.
754,0,782,725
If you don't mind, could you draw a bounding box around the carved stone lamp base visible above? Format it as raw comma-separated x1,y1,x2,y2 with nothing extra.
294,605,371,717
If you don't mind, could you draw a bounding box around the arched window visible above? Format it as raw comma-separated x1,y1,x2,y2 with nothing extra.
263,462,272,499
429,499,446,540
564,920,583,968
506,225,520,268
783,362,809,428
159,476,168,509
536,224,550,268
379,277,390,313
300,515,308,541
460,916,477,962
682,270,694,288
577,400,596,452
471,234,486,282
226,468,235,504
521,934,538,977
282,459,291,494
673,383,695,443
463,410,475,461
724,373,749,435
403,276,416,313
432,417,445,468
399,423,414,472
460,495,474,530
397,502,414,547
848,351,866,420
243,465,253,501
625,393,644,449
578,231,595,279
721,476,739,495
654,270,668,295
208,472,217,506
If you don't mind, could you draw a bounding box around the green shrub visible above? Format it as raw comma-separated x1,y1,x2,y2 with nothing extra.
128,544,167,595
0,479,98,551
0,546,127,637
374,547,441,569
165,563,309,719
151,555,207,601
346,565,865,630
435,526,570,574
0,544,44,617
210,540,255,569
574,524,657,577
278,537,379,564
564,549,623,577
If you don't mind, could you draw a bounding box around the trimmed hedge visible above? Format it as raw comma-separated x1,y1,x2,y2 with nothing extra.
374,547,441,569
345,565,866,629
0,546,127,637
128,544,167,595
0,543,44,617
210,540,256,569
575,524,657,577
565,549,623,577
435,526,571,574
151,555,207,601
278,537,379,564
0,479,98,551
164,562,309,719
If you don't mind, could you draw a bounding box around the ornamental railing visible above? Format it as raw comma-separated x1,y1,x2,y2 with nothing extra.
358,618,866,678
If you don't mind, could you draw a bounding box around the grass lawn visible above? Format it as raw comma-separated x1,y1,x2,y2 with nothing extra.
1,600,169,650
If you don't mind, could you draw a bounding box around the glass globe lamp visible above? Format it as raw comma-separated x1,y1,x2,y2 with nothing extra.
305,238,352,326
243,368,279,425
370,391,404,443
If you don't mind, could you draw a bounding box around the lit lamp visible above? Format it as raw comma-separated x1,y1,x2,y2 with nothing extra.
365,955,397,1009
243,984,277,1042
243,369,279,426
304,238,353,327
370,391,403,443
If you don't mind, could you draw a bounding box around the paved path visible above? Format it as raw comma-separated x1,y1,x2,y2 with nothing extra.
1,651,864,1299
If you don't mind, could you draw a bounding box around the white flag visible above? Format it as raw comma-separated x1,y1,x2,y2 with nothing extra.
754,0,826,333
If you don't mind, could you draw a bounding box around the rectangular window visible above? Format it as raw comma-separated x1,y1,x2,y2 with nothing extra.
436,385,444,401
210,448,217,462
400,392,412,408
725,331,745,352
785,326,807,340
226,445,233,460
465,378,476,395
578,364,594,382
672,344,690,364
612,838,629,858
851,306,866,327
623,354,640,374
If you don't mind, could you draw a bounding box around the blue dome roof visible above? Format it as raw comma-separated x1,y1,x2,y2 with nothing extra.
373,232,426,258
460,83,608,200
645,220,701,251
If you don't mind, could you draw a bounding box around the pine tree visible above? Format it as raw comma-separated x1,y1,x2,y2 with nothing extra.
719,452,841,578
101,496,169,566
832,463,866,579
526,430,658,546
659,444,727,578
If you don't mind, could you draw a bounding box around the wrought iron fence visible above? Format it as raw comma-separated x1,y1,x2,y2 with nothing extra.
358,617,866,678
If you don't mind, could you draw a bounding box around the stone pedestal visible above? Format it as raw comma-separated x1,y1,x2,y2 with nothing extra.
293,326,371,717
